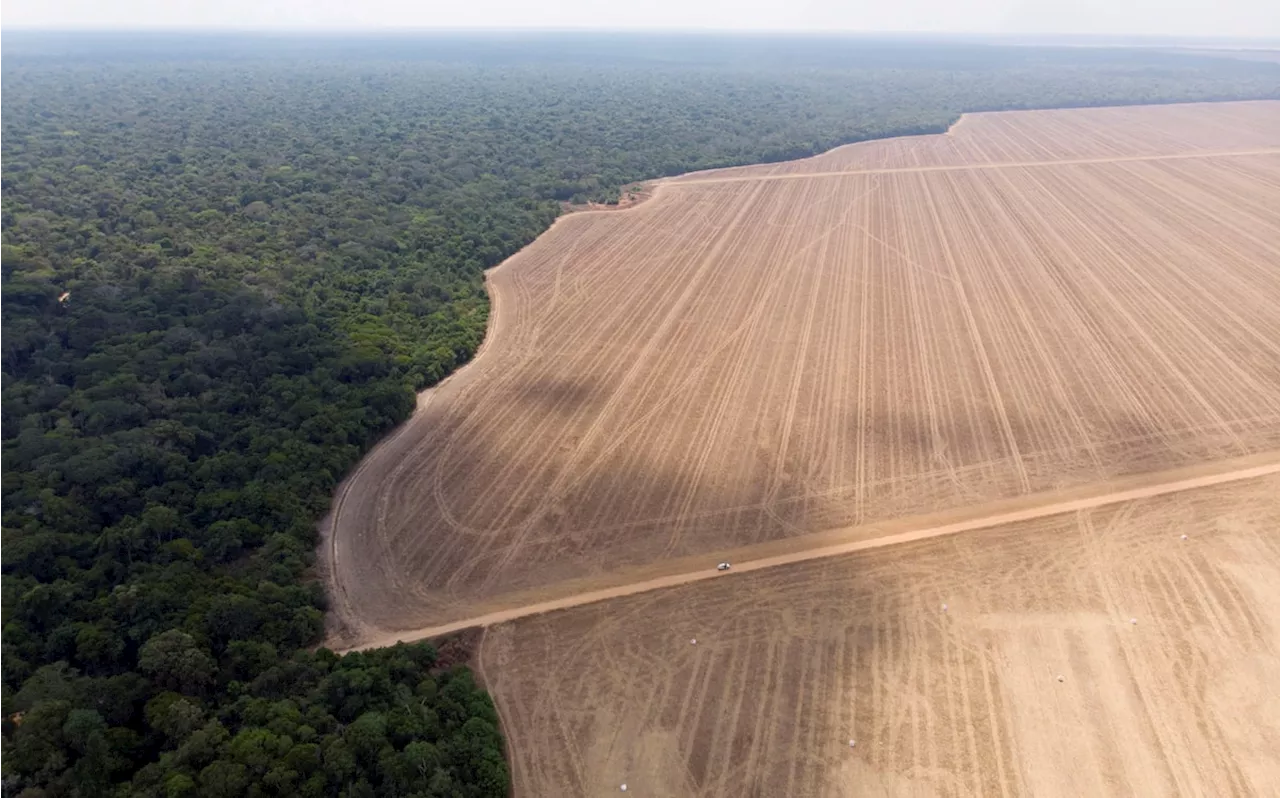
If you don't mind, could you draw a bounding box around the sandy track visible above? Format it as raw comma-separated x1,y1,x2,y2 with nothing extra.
335,450,1280,652
669,147,1280,185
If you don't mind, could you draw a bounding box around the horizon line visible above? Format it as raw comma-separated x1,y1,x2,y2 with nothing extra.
3,27,1279,44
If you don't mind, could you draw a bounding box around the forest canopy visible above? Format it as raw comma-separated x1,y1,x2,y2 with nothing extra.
3,33,1279,796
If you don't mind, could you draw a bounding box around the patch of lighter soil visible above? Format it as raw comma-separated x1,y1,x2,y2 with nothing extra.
976,613,1172,795
823,758,950,798
1207,531,1280,794
587,722,694,797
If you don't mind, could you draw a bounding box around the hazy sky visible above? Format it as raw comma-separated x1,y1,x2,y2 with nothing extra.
4,0,1279,39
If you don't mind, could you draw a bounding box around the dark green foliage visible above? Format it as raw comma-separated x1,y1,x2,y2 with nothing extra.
4,33,1280,796
5,642,499,797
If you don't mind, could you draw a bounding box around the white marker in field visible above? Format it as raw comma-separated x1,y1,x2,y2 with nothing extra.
620,784,627,792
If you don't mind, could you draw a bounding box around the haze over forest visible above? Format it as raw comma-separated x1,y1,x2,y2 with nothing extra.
4,0,1280,39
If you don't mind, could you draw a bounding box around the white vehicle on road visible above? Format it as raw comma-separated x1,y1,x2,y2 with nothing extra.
717,562,732,571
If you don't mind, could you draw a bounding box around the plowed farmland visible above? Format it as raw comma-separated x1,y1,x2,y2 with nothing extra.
480,474,1280,797
327,100,1280,797
326,100,1280,643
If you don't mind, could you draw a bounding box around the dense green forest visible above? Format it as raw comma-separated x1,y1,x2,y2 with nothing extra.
3,33,1279,796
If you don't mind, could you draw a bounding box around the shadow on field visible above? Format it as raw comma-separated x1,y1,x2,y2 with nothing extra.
338,347,1274,636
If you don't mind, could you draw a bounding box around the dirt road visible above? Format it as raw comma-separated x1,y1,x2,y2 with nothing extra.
334,449,1280,652
669,147,1280,185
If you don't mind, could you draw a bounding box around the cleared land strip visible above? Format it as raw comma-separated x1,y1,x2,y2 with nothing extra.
671,147,1280,185
335,449,1280,652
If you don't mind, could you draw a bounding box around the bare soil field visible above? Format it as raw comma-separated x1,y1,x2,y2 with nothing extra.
324,100,1280,644
480,474,1280,797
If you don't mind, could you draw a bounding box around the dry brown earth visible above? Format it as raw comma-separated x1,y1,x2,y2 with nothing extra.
324,101,1280,645
324,101,1280,796
479,474,1280,797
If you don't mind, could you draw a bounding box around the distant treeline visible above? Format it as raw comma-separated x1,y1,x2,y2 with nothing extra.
3,35,1279,797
